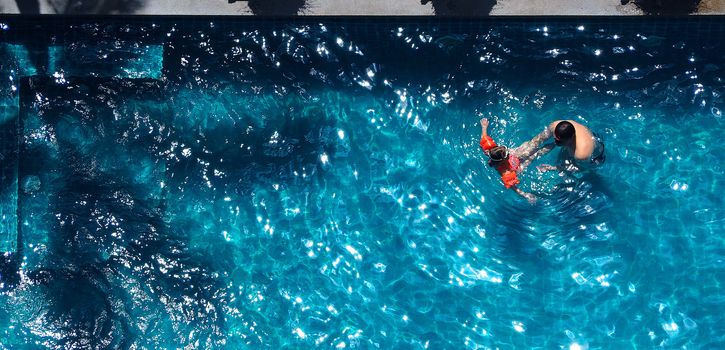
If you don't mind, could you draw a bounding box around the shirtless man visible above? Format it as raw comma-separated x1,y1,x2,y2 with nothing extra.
518,120,605,172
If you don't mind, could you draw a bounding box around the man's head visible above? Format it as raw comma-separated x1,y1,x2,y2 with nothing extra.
554,121,575,146
488,145,509,163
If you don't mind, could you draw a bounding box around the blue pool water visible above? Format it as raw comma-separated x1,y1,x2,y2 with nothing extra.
0,18,723,349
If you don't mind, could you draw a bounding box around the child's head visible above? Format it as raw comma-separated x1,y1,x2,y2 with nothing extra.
488,146,509,164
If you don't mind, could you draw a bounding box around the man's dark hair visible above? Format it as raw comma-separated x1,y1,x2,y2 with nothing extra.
554,121,575,145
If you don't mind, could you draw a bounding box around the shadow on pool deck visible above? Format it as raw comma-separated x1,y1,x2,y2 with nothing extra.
229,0,308,16
422,0,497,16
627,0,701,15
14,0,145,14
14,0,39,13
4,0,725,15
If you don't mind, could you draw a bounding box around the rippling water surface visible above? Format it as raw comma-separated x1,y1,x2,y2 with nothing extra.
0,18,723,349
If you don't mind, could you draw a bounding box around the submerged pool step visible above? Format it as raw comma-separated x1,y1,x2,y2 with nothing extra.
0,42,164,254
0,44,39,78
16,76,169,267
1,42,164,80
0,109,19,253
0,45,26,253
49,43,164,79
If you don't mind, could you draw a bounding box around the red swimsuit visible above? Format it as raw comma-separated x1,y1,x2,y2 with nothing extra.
480,136,521,189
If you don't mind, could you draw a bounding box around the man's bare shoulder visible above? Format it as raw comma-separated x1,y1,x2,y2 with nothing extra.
572,122,595,159
570,121,594,139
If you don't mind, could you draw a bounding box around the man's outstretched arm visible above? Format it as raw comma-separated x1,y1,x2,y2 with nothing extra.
537,159,582,173
514,124,555,159
520,143,555,171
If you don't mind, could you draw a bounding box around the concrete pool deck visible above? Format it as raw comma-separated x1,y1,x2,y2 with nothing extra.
0,0,723,15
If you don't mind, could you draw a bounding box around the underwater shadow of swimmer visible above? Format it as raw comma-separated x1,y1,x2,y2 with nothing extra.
488,172,616,259
485,196,554,267
421,0,497,16
545,172,616,226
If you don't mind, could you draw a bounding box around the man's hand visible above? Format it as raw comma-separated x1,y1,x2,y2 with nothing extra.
537,164,557,173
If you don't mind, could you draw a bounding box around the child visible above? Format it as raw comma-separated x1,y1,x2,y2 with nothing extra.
479,118,537,204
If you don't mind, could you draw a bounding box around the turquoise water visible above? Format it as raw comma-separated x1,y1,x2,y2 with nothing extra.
0,18,723,349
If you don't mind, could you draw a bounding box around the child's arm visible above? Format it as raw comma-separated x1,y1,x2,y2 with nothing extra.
480,118,490,136
480,118,490,153
479,118,496,155
513,186,537,204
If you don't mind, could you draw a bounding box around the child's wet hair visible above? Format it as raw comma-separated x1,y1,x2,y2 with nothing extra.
488,146,508,162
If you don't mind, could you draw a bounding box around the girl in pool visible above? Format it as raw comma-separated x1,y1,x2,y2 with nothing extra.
479,118,543,204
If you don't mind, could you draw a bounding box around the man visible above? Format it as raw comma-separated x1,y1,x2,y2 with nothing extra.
518,120,605,172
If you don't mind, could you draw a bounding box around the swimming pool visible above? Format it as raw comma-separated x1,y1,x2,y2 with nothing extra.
0,17,723,349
